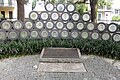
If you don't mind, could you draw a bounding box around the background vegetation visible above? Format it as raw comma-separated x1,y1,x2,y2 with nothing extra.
0,39,120,60
112,15,120,21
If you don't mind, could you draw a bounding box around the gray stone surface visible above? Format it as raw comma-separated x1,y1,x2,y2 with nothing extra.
38,63,87,72
0,55,120,80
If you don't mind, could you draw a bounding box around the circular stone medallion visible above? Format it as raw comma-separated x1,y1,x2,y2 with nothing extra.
45,3,54,11
56,21,64,30
29,11,38,20
76,22,85,31
25,21,33,29
97,23,106,32
60,30,69,38
66,4,76,12
112,33,120,42
81,31,89,39
66,22,74,30
71,31,79,38
101,33,111,41
56,3,65,12
40,30,49,38
1,21,11,31
13,20,23,30
35,21,44,29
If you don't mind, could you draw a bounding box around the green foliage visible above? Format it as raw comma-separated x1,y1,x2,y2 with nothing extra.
0,14,3,18
32,0,38,10
98,0,113,9
76,3,88,14
112,16,120,21
50,0,56,3
0,39,120,60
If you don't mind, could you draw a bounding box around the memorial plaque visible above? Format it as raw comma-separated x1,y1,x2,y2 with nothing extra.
25,20,33,29
76,22,85,31
1,20,11,31
13,20,23,30
45,3,54,12
46,21,54,29
51,12,59,21
38,63,87,72
66,22,74,30
82,13,90,22
97,22,106,32
56,3,65,12
30,30,39,38
66,3,76,12
86,22,95,31
51,30,59,38
8,30,18,40
35,21,44,29
20,30,29,39
61,12,70,21
56,21,64,30
0,30,6,41
91,32,100,40
40,11,49,21
29,11,38,21
40,30,49,38
40,48,81,58
101,32,111,41
112,33,120,42
60,30,69,38
71,12,80,21
80,31,89,39
108,23,118,33
70,30,79,39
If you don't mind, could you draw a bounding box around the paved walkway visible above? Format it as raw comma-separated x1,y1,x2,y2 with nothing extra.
0,55,120,80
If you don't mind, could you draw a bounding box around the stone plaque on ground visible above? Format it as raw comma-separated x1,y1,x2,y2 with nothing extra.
38,63,87,72
40,48,81,58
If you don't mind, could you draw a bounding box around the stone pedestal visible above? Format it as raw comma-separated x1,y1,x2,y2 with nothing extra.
38,48,87,73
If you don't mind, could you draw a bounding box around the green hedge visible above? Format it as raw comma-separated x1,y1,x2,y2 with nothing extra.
0,39,120,59
112,16,120,21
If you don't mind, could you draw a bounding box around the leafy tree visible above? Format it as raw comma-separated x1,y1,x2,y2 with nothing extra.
89,0,112,22
76,3,88,14
106,0,113,9
98,0,112,9
50,0,56,3
32,0,37,10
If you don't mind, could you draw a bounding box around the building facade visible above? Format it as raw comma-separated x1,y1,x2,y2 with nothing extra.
0,0,32,21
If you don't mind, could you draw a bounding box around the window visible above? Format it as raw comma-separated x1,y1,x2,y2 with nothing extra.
0,0,4,6
98,14,102,21
1,11,5,18
8,0,12,6
9,11,13,19
119,9,120,15
115,9,119,14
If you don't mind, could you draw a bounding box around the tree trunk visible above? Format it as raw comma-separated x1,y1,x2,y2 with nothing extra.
90,0,98,23
16,0,25,22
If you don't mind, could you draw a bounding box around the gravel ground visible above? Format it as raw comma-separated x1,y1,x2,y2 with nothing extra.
0,55,120,80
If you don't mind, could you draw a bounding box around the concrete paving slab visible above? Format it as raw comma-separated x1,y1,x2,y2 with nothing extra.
38,63,87,72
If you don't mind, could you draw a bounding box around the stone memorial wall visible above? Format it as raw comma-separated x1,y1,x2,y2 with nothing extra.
0,3,120,42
